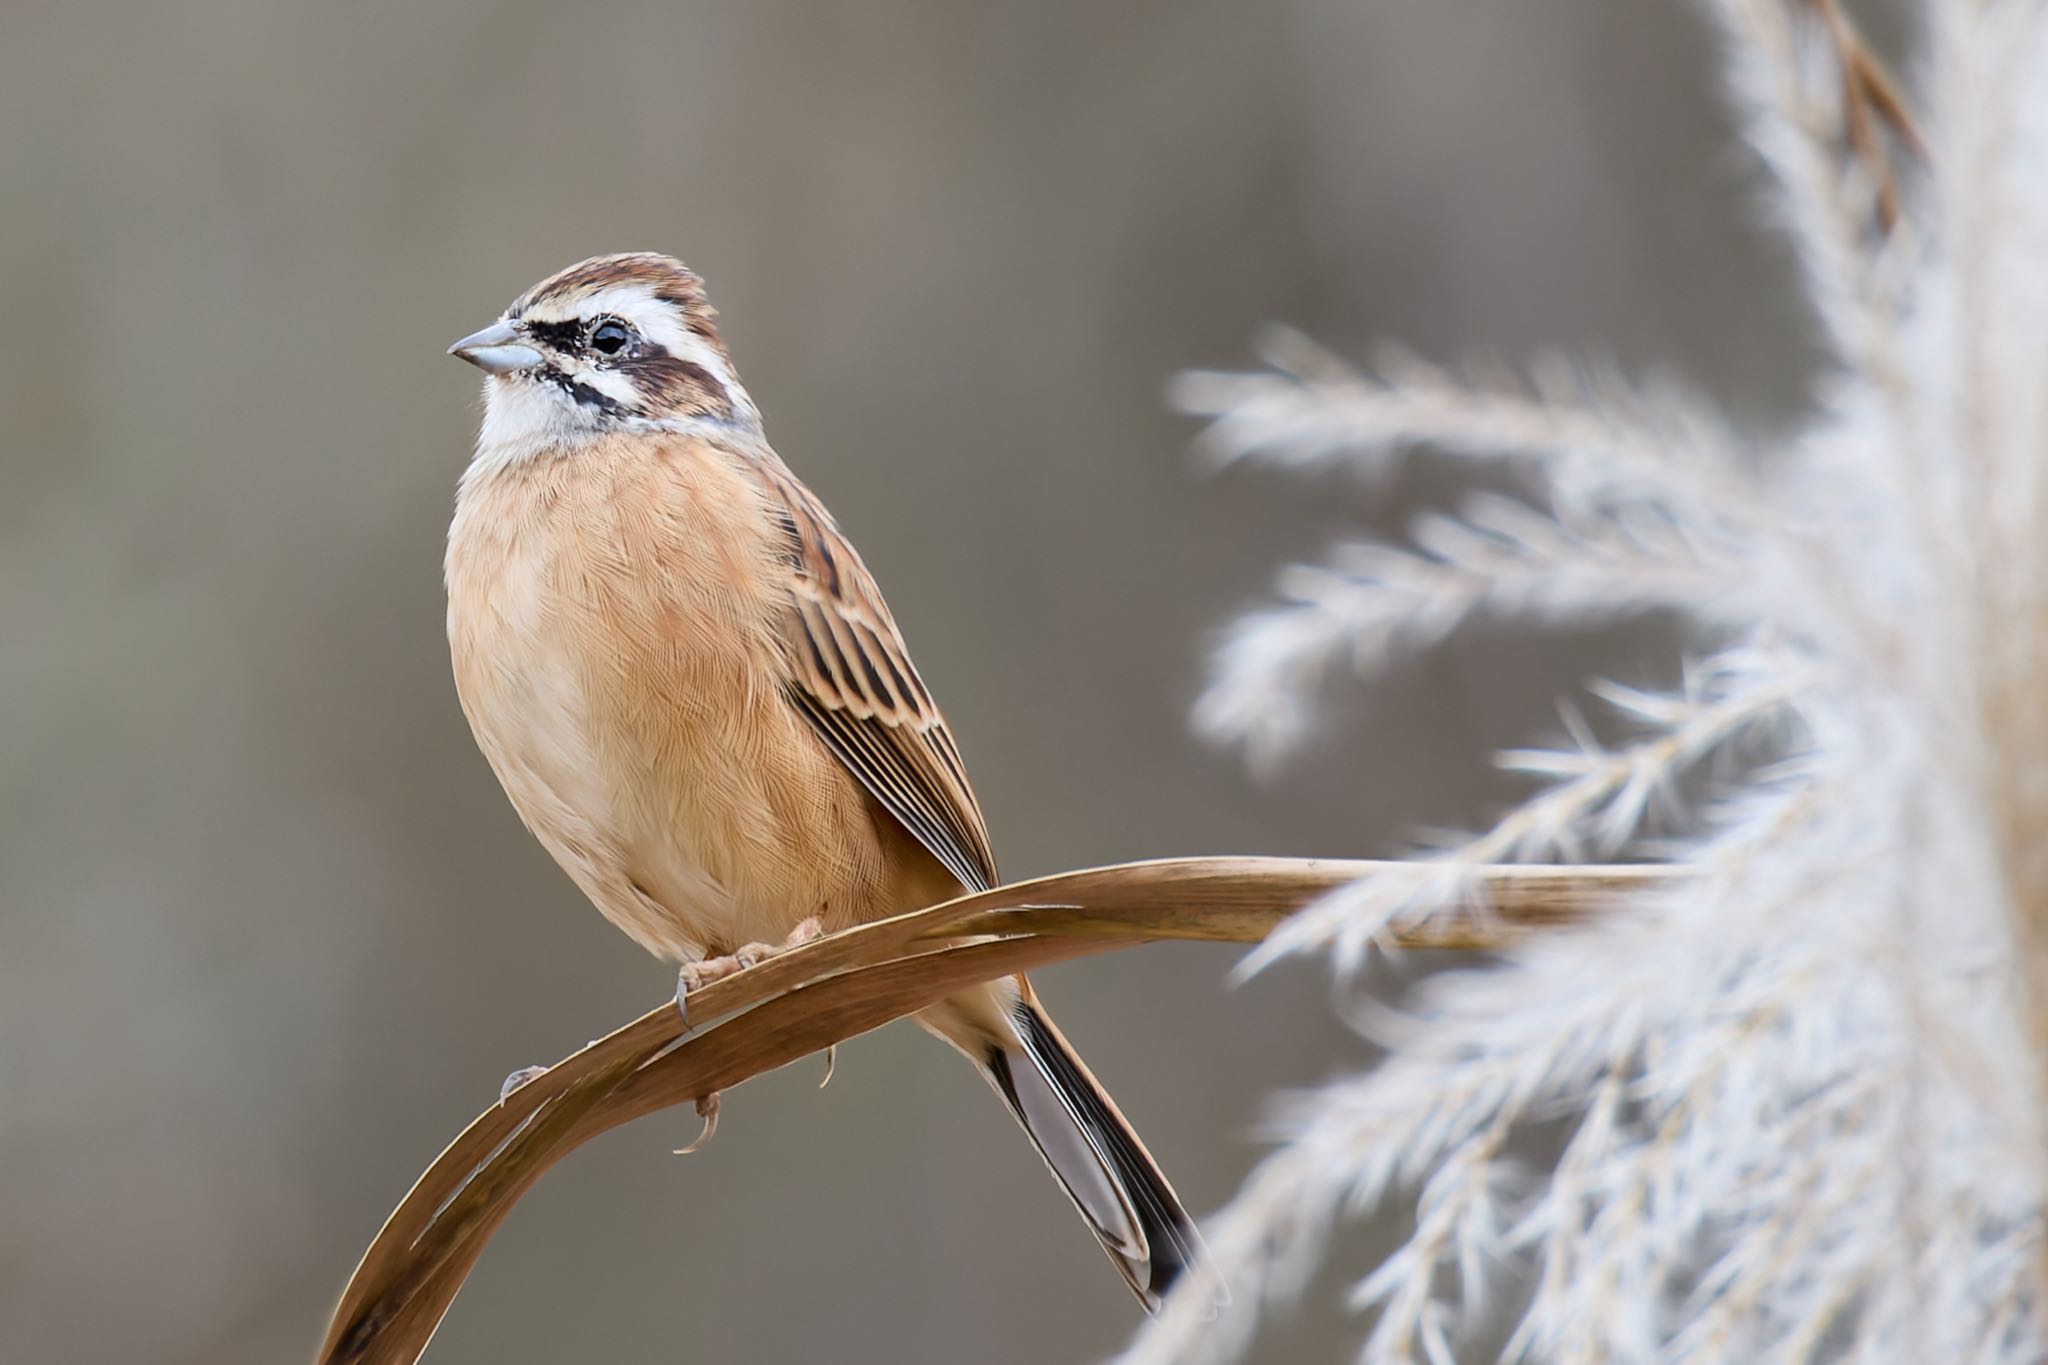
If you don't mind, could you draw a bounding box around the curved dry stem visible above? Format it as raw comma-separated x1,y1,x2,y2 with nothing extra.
316,855,1662,1365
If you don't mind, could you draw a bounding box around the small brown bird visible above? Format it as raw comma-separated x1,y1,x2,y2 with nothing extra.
444,252,1205,1310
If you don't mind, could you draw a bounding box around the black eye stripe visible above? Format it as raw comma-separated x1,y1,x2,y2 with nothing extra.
524,318,582,349
522,315,643,361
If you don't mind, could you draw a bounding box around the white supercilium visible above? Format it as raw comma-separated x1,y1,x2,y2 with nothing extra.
1125,3,2048,1362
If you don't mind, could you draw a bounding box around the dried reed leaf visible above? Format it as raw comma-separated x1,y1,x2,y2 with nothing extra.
317,855,1660,1365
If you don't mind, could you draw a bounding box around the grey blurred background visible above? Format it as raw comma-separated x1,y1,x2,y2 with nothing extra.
1,2,1814,1361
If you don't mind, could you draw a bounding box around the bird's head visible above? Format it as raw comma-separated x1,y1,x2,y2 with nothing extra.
450,252,757,462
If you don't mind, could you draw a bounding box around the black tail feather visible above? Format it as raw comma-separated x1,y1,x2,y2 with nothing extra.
984,1001,1211,1312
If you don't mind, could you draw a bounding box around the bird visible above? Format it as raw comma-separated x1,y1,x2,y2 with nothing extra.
443,252,1207,1312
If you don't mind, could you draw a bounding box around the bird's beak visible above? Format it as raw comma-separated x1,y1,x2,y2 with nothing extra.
448,320,544,374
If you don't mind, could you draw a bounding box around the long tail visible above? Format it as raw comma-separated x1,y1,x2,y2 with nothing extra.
926,981,1210,1312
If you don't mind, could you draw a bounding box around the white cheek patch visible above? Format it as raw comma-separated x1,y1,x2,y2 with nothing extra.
570,365,640,406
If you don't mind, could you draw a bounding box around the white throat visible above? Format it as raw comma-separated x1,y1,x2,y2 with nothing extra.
464,373,763,479
471,374,591,468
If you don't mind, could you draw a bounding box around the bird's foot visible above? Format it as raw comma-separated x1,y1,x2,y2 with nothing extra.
674,1092,720,1155
674,918,829,1031
729,916,826,969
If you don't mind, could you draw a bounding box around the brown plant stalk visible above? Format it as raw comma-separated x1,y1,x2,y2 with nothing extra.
316,854,1668,1365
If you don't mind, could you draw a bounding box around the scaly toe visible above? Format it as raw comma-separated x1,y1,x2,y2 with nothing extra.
682,957,736,990
677,954,751,1030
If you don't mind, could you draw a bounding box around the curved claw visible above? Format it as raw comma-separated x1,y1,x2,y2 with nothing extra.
499,1064,549,1105
817,1044,837,1090
674,967,693,1034
674,1093,720,1155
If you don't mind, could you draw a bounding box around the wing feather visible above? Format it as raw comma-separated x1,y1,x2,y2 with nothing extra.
748,452,999,893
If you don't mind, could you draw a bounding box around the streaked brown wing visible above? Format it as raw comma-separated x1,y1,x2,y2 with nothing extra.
751,453,1000,894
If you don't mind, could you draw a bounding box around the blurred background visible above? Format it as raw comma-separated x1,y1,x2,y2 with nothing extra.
1,2,1823,1360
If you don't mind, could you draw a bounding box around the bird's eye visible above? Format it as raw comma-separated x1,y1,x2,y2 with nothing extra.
589,319,632,356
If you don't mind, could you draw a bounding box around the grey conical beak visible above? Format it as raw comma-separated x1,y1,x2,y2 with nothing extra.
448,320,543,374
